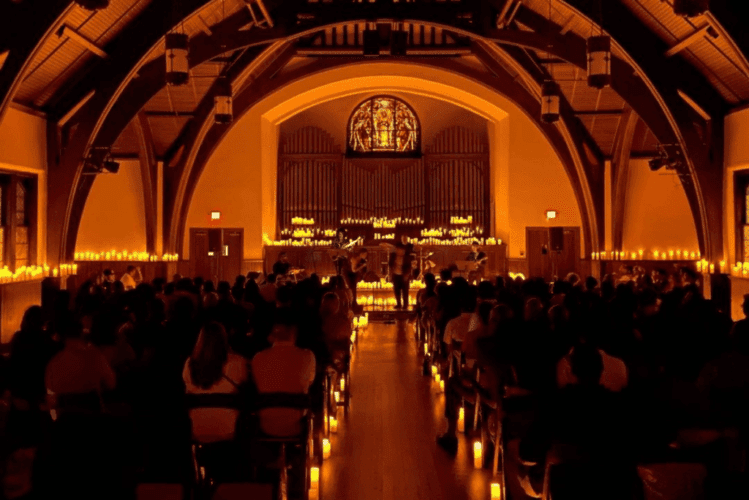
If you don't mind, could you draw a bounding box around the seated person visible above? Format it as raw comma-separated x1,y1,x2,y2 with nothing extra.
45,316,116,419
272,252,292,277
251,311,316,437
120,265,143,291
320,292,352,367
259,273,278,303
557,340,628,392
183,322,248,443
519,344,636,499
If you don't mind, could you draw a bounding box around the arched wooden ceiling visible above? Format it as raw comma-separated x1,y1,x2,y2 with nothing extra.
1,0,747,263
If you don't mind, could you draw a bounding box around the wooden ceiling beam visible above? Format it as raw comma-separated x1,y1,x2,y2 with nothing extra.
664,23,712,58
57,25,108,59
133,111,158,253
611,109,639,250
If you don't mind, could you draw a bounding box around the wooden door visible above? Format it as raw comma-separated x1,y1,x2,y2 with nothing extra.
527,228,550,280
189,228,213,281
220,229,243,283
526,227,581,281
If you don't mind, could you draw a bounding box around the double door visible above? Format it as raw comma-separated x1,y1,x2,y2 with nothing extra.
189,228,243,283
526,227,580,281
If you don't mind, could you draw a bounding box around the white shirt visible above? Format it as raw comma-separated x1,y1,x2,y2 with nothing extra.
120,272,136,291
444,312,474,344
556,348,628,392
251,341,316,437
183,353,249,443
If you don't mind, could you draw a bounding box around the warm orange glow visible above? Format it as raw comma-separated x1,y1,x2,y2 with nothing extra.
491,482,502,499
473,441,483,469
330,416,338,433
322,438,331,459
458,406,465,433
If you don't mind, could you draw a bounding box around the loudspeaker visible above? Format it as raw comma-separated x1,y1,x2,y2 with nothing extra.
363,29,380,56
391,30,408,56
549,227,564,252
208,228,222,253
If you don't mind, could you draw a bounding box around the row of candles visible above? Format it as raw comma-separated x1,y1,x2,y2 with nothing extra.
428,359,501,498
309,315,369,499
339,216,425,226
74,251,179,262
591,249,701,261
0,264,78,284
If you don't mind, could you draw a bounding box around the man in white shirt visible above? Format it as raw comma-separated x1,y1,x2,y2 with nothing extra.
251,312,316,437
557,345,628,392
119,265,142,291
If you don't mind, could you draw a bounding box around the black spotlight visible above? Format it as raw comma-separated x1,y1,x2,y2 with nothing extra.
75,0,109,10
363,29,380,56
673,0,709,18
391,30,408,56
102,159,120,174
648,158,665,171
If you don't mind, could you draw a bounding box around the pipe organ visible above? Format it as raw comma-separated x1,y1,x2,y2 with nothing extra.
278,125,489,237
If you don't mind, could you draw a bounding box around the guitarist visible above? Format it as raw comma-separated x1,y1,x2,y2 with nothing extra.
347,248,368,306
467,240,488,284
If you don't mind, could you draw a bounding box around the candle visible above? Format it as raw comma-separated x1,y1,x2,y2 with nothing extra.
334,391,340,403
435,373,441,384
431,365,438,376
340,377,345,392
439,380,445,392
322,438,331,459
491,482,502,499
720,260,726,273
310,466,320,489
458,406,465,433
330,416,338,433
424,343,428,355
709,264,715,273
473,441,483,468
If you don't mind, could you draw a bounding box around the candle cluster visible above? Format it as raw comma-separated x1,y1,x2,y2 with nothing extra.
358,279,425,290
0,264,78,284
450,216,473,224
291,217,315,225
409,236,501,246
361,295,419,310
591,249,701,261
74,251,178,262
730,262,749,277
340,216,424,226
373,233,395,240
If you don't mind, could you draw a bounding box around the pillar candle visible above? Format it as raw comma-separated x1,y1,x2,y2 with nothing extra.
491,482,502,499
330,416,338,433
458,407,465,433
473,441,483,468
310,467,320,489
322,438,331,459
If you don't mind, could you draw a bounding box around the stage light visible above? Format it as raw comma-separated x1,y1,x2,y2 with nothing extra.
391,29,408,56
102,159,120,174
673,0,709,18
214,77,233,124
541,80,560,123
363,29,380,56
75,0,109,10
587,35,611,89
165,33,189,86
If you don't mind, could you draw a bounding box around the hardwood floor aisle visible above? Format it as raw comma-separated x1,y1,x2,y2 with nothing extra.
321,320,493,500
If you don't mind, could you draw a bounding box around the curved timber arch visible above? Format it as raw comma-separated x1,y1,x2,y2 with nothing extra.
42,3,719,263
168,60,599,260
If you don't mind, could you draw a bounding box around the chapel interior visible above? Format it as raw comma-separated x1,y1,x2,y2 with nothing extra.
1,1,749,499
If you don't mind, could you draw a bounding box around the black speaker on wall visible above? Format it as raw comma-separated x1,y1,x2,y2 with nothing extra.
549,227,564,252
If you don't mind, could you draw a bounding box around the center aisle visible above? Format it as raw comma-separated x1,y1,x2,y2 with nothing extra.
321,320,492,500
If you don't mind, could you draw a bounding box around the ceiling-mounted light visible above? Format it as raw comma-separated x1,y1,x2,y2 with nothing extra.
165,33,189,86
541,80,561,124
673,0,709,18
214,77,232,124
587,35,611,89
75,0,110,10
363,28,380,56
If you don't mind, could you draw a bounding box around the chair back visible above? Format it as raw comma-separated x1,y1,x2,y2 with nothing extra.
136,484,184,500
184,392,246,411
254,392,312,411
212,483,274,499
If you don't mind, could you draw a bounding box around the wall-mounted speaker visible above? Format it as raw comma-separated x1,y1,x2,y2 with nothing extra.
549,227,564,252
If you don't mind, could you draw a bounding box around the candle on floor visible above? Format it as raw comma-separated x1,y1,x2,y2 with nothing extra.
323,438,331,459
340,377,345,392
439,379,445,392
435,373,441,384
431,364,438,376
424,343,428,355
310,466,320,489
490,482,501,499
330,416,338,433
458,406,465,433
473,441,483,469
334,391,340,403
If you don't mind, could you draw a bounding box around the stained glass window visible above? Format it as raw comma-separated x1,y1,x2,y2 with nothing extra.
348,96,419,153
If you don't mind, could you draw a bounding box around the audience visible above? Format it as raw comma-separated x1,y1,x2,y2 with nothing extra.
0,261,743,498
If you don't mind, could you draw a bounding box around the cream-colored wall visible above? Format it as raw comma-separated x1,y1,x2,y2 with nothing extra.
76,160,148,254
0,106,47,264
621,159,699,254
185,62,587,260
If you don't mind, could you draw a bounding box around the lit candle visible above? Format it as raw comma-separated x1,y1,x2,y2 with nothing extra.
322,438,331,459
491,482,502,499
424,343,428,355
330,416,338,433
439,380,445,392
310,466,320,490
720,260,726,273
334,391,340,403
435,373,441,384
53,268,58,277
340,377,345,392
431,365,438,376
709,264,715,273
458,406,465,433
473,441,483,469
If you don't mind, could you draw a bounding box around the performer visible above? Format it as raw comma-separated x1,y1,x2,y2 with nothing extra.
466,240,488,284
347,248,368,305
385,235,417,310
272,252,291,276
331,227,351,276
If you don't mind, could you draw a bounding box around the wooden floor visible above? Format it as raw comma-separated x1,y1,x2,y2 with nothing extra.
321,320,493,500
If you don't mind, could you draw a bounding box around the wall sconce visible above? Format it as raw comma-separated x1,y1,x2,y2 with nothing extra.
165,33,189,86
210,211,221,220
541,80,561,123
587,35,611,89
